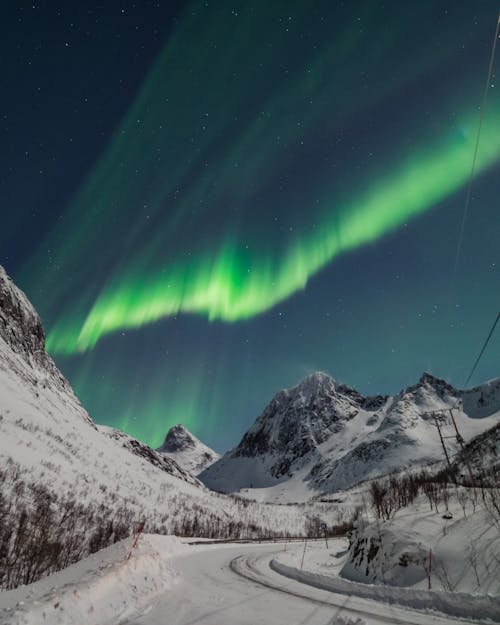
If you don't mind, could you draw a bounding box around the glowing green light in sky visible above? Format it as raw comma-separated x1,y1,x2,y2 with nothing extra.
15,1,498,357
46,111,500,354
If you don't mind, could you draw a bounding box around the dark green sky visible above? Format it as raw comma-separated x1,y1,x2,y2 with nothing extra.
2,1,499,450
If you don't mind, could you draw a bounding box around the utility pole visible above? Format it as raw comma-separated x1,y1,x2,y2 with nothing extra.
428,548,432,590
428,408,475,487
448,409,475,487
430,411,453,470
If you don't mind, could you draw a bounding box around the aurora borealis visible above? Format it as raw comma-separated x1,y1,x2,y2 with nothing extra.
2,2,499,450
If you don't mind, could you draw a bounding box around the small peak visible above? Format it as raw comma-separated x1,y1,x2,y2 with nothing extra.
403,372,457,397
419,372,439,384
170,423,189,434
295,371,336,392
418,372,452,389
159,423,197,452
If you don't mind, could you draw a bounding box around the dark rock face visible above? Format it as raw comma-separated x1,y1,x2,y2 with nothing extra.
0,266,46,363
234,373,387,470
0,265,85,409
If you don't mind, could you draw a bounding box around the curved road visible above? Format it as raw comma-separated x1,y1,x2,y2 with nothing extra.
123,542,482,625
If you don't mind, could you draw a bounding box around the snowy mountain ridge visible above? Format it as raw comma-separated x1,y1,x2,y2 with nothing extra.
200,371,500,502
157,424,220,475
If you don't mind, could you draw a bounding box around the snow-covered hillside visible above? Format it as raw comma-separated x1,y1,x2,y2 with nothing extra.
0,266,354,589
200,372,500,502
157,424,220,475
343,490,500,597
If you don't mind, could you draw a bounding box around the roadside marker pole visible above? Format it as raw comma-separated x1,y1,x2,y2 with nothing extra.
300,539,307,569
320,521,329,549
428,548,432,590
126,521,146,561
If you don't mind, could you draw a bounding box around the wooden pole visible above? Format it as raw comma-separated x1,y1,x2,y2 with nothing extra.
432,413,452,468
126,520,145,561
300,539,307,569
428,548,432,590
449,409,475,487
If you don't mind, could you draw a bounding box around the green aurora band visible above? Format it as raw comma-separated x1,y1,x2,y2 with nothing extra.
47,109,500,354
15,1,496,358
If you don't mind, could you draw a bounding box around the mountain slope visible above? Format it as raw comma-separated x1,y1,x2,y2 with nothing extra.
99,425,201,485
157,424,220,475
200,372,500,501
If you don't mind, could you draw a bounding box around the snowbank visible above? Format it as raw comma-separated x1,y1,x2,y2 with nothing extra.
271,557,500,622
342,496,500,595
0,534,189,625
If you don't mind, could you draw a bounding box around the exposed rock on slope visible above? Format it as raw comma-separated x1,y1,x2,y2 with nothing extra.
0,266,91,416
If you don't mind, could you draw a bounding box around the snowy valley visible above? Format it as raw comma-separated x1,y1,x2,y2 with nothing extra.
1,264,499,625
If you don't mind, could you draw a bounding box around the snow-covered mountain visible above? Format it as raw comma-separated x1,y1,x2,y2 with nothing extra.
157,424,220,475
200,371,500,501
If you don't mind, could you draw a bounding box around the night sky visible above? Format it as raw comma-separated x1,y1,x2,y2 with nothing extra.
2,1,499,452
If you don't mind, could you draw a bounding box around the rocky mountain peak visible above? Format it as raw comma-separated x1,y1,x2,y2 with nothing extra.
158,424,198,453
157,424,220,475
400,372,459,406
232,372,374,466
418,372,456,392
292,371,337,401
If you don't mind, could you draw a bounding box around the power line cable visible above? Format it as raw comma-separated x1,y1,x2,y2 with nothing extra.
453,12,500,276
464,312,500,387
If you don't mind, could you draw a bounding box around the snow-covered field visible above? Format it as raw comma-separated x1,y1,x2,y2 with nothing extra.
273,536,500,622
2,534,496,625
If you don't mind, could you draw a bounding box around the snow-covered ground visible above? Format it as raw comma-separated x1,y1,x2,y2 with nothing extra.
0,535,189,625
2,536,495,625
272,537,500,622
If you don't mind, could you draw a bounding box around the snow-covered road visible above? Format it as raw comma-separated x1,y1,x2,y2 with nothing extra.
123,542,483,625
